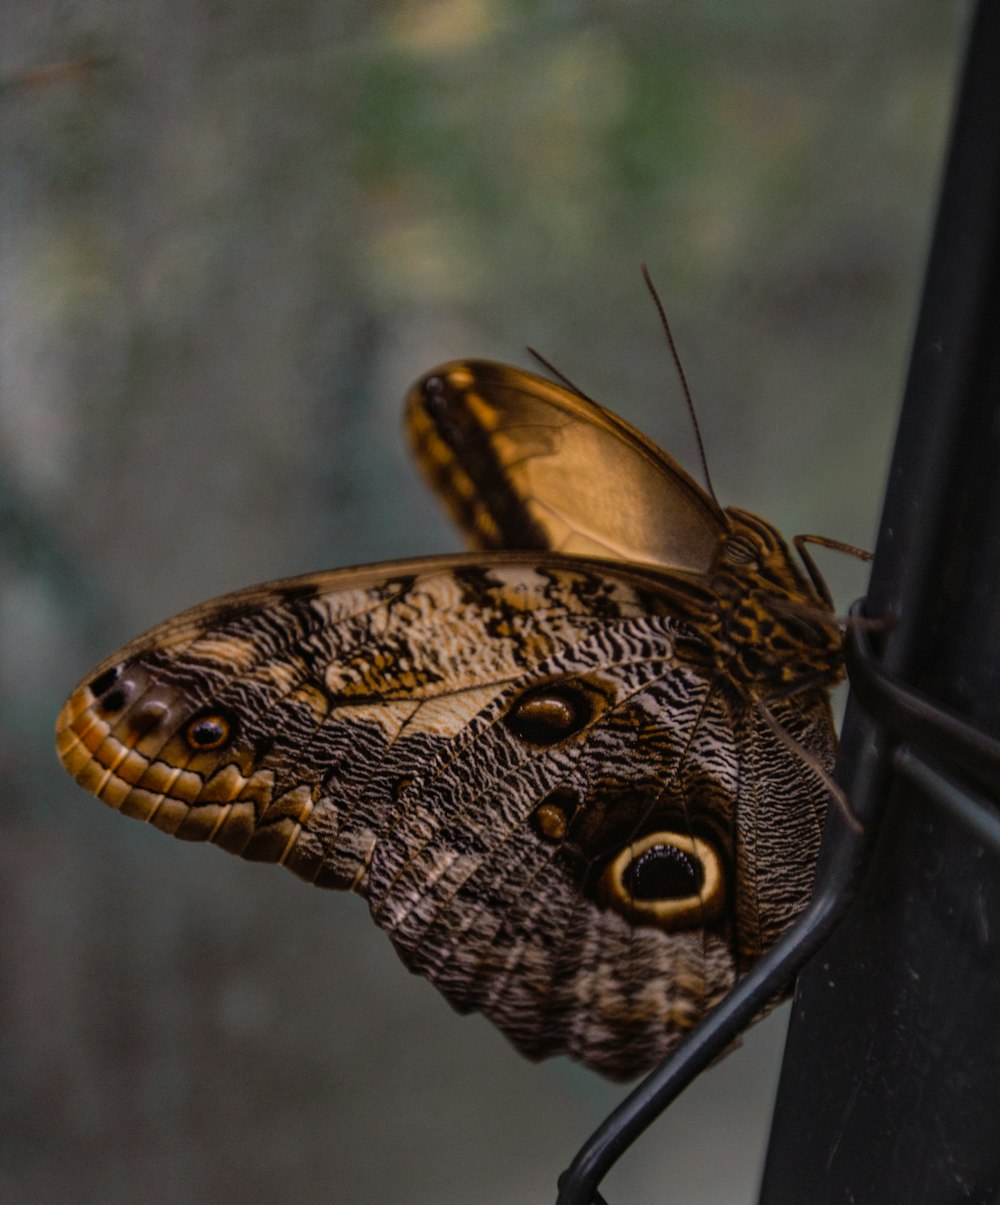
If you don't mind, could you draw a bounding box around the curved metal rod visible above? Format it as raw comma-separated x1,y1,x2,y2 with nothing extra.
555,852,861,1205
846,618,1000,796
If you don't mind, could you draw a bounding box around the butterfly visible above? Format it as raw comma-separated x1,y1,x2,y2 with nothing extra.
56,358,848,1080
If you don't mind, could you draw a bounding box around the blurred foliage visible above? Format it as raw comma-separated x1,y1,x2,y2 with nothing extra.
1,1,968,1202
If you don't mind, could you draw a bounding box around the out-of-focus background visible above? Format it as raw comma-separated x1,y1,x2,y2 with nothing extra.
2,2,967,1202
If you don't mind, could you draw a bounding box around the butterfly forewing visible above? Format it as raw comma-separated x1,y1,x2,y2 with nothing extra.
406,360,727,573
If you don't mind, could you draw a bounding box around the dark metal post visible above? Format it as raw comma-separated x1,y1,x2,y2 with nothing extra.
556,4,1000,1200
760,0,1000,1198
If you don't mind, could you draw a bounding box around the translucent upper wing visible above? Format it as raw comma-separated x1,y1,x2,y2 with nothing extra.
406,360,727,574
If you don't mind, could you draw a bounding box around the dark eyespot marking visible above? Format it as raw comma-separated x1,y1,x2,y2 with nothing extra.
421,375,450,416
504,683,594,745
97,684,132,714
420,374,472,454
184,712,234,751
598,831,726,931
531,788,579,842
89,665,123,697
126,699,172,737
624,843,703,900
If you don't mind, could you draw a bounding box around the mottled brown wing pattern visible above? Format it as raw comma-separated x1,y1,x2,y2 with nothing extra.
56,552,832,1078
57,359,849,1079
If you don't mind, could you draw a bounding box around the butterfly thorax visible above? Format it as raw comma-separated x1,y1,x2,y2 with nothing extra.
702,507,844,698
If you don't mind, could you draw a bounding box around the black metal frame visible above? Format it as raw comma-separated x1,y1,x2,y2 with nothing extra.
557,1,1000,1200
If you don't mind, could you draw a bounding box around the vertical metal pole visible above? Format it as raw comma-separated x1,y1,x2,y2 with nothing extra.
760,0,1000,1198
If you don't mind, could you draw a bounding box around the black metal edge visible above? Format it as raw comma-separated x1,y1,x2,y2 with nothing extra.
556,0,996,1199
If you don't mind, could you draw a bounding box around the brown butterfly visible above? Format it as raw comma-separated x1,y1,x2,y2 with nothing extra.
56,358,848,1080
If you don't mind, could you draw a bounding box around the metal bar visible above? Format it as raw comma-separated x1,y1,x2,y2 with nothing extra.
760,0,1000,1195
558,0,1000,1198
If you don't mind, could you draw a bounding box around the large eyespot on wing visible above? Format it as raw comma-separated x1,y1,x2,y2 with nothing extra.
363,642,745,1081
405,360,726,573
598,831,726,931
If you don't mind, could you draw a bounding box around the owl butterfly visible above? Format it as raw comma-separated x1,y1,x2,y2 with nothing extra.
57,358,847,1080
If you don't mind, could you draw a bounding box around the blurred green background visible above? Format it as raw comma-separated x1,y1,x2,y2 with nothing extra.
2,2,967,1202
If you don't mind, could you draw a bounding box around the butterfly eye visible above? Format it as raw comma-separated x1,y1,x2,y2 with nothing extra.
504,683,594,745
599,831,725,931
184,712,234,751
720,533,760,567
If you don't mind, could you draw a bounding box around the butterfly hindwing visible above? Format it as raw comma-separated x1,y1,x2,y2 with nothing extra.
366,604,736,1077
58,552,799,1078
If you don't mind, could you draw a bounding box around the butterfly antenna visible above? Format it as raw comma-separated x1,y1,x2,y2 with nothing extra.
641,264,721,510
526,347,597,403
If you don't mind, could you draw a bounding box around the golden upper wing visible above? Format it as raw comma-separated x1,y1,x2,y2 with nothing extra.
406,360,727,574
